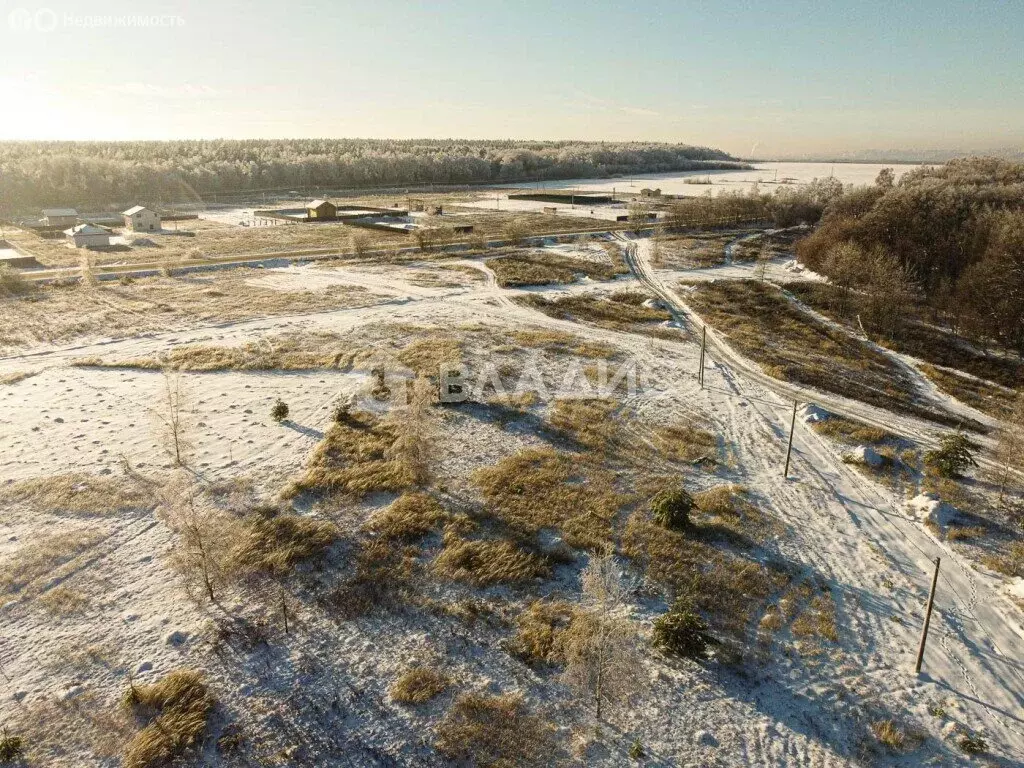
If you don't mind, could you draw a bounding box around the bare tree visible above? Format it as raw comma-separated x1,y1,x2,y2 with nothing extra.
350,230,370,258
154,369,192,466
165,489,230,604
386,375,436,487
560,547,642,721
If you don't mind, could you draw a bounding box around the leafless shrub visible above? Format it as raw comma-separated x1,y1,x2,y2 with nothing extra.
153,369,191,466
165,492,234,603
559,548,643,720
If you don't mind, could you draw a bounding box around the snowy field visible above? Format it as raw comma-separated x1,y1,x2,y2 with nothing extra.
1,233,1021,767
501,162,923,198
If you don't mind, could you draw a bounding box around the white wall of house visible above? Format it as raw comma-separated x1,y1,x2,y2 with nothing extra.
124,210,161,231
68,232,111,248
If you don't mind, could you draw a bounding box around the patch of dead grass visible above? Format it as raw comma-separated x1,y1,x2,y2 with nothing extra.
0,472,156,516
229,512,338,577
920,363,1018,419
516,290,681,341
1,527,105,596
622,511,791,639
366,492,451,541
284,410,416,500
0,369,38,385
390,666,450,704
433,534,548,587
487,250,627,287
473,448,627,550
684,280,975,430
122,670,214,768
510,600,576,665
435,693,556,768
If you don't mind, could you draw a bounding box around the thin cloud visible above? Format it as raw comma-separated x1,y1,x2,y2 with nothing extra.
619,106,660,117
102,83,221,98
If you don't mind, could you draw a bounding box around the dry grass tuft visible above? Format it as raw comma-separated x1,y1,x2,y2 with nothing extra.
870,719,924,753
389,666,450,704
0,369,38,385
323,538,416,619
397,335,464,375
810,415,895,445
790,587,839,643
38,584,92,614
366,492,450,541
229,512,338,576
0,472,156,516
122,670,214,768
510,600,576,665
473,448,626,550
436,693,556,768
920,363,1019,419
434,535,548,586
284,410,416,499
981,541,1024,577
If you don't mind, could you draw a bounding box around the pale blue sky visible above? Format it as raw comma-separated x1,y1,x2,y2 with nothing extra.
1,0,1022,155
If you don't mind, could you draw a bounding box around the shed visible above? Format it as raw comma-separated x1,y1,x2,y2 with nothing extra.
65,223,113,249
122,205,161,232
306,200,337,220
42,208,78,228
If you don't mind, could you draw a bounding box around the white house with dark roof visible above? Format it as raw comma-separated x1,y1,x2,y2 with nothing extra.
42,208,78,228
65,223,113,249
122,205,161,232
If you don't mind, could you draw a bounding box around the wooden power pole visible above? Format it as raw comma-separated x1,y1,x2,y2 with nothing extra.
915,557,941,674
698,326,707,388
784,400,798,478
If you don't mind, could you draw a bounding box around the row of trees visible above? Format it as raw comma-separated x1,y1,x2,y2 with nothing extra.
796,158,1024,354
0,139,745,211
660,177,846,230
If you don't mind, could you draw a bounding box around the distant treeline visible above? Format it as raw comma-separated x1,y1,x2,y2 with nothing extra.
0,139,746,211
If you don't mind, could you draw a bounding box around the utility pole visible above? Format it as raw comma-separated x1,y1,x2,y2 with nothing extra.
914,557,941,674
698,326,707,388
783,399,798,478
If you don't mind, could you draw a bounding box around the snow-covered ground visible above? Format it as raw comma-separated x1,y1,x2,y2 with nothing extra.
500,161,924,198
1,235,1021,766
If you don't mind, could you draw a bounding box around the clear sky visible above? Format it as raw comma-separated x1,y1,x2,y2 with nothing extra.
1,0,1022,156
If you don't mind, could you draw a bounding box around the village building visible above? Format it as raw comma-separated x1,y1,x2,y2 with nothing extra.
42,208,78,228
122,205,161,232
306,200,337,220
65,223,113,249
